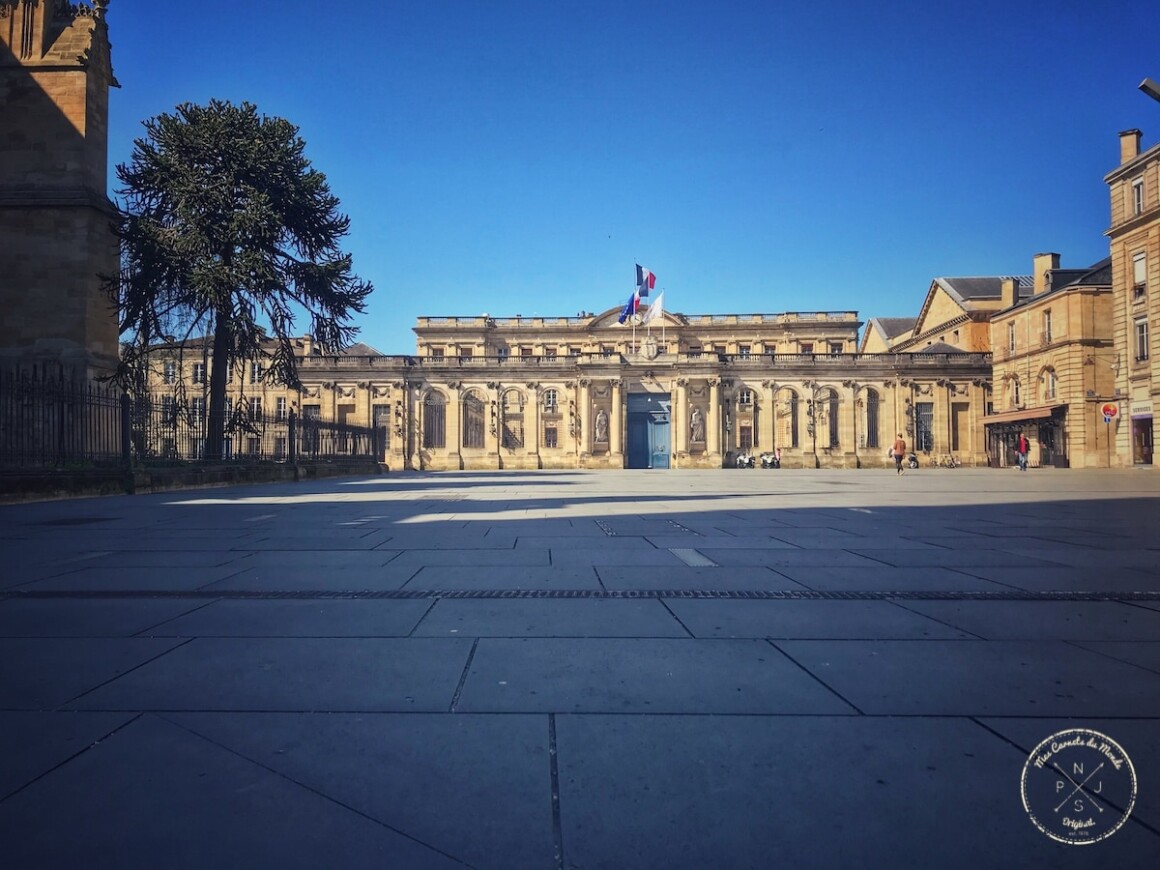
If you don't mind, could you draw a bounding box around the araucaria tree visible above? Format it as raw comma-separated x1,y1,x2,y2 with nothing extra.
109,99,373,460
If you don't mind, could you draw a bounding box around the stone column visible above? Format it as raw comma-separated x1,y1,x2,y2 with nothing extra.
762,380,777,451
447,381,463,470
610,378,624,465
675,379,689,460
578,378,591,458
528,382,542,468
487,381,501,468
708,378,721,463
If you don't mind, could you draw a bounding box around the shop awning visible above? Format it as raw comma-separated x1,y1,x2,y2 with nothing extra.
983,406,1056,426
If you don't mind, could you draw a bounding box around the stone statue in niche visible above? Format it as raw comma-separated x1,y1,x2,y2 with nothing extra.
690,407,705,442
595,408,608,443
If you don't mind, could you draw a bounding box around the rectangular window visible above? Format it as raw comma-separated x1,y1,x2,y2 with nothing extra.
163,361,176,385
249,397,262,420
738,345,750,358
1135,318,1149,362
276,397,287,421
431,347,444,359
1043,309,1052,344
800,342,813,354
545,347,557,359
520,347,533,357
161,395,176,424
496,346,508,359
601,346,614,357
247,436,261,456
191,397,205,423
829,343,843,355
250,362,263,383
193,363,206,385
1134,252,1147,300
740,425,753,451
915,402,934,452
373,404,391,451
738,389,753,407
544,424,558,448
274,437,287,460
1133,177,1145,215
1007,323,1016,354
459,347,473,360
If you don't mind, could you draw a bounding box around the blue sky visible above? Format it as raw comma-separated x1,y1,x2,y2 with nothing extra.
105,0,1160,354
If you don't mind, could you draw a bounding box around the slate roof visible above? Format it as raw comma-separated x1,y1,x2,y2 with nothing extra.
872,317,917,338
935,276,1033,303
913,341,966,354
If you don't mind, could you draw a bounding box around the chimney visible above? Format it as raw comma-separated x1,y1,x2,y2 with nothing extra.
1033,252,1060,296
1120,129,1143,164
301,334,314,356
1000,278,1019,310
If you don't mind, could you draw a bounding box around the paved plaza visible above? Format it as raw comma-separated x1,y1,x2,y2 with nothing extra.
2,467,1160,868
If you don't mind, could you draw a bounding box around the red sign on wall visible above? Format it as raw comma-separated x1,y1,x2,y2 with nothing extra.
1101,403,1119,419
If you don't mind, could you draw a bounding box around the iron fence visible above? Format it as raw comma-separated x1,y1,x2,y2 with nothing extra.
0,368,380,468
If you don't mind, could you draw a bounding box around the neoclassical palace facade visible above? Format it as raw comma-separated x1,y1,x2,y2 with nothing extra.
149,309,993,470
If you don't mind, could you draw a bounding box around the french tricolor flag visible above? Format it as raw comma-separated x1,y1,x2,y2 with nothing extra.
636,264,656,296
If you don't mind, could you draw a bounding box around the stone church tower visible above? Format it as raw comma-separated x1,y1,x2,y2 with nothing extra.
0,0,119,375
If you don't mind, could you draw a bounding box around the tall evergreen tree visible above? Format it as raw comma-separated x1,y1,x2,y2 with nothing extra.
108,99,373,460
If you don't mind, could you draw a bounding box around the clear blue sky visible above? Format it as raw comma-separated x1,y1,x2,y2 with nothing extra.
105,0,1160,355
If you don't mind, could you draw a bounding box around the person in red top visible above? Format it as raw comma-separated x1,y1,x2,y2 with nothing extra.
1016,433,1030,471
892,433,906,475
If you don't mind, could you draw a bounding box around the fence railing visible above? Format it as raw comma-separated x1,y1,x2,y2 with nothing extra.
0,369,381,469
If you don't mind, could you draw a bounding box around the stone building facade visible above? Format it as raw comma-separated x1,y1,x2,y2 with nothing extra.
0,0,120,375
1106,128,1160,466
147,309,994,470
987,255,1115,468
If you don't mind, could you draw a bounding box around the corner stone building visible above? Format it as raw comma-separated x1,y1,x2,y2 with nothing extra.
152,310,993,470
0,0,119,375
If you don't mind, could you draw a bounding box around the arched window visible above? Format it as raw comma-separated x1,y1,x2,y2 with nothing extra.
502,389,524,448
1043,369,1058,401
779,389,800,449
865,389,880,449
462,390,485,449
423,391,446,449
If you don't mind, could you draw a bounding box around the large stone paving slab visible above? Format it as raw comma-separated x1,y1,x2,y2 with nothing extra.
665,599,973,639
896,600,1160,640
0,598,210,637
554,714,1159,869
0,711,136,799
698,548,887,568
1070,640,1160,675
845,548,1064,568
978,716,1160,833
12,564,251,592
168,711,554,870
76,637,473,712
200,564,420,592
0,714,463,869
147,599,435,638
454,638,856,714
413,599,687,637
0,638,187,710
776,639,1160,716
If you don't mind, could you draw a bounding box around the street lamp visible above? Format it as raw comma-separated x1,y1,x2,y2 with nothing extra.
1141,77,1160,103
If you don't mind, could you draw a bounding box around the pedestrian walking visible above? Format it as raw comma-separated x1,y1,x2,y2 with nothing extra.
892,433,906,475
1016,433,1030,471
